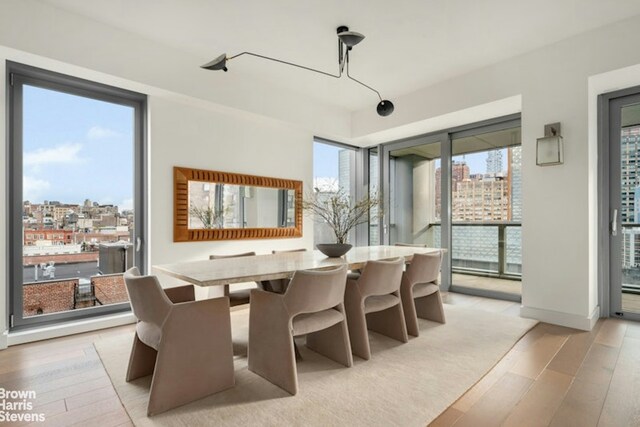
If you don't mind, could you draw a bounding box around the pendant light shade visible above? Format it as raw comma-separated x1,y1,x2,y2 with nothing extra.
337,31,365,48
201,26,394,116
201,53,228,71
377,100,394,117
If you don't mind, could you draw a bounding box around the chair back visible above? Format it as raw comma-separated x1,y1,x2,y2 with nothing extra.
123,267,172,326
394,243,427,248
272,248,307,254
404,251,442,286
284,265,348,315
358,257,404,296
210,251,256,260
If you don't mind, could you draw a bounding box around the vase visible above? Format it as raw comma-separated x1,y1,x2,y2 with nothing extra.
316,243,352,257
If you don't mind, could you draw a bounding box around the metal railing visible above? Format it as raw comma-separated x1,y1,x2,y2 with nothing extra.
391,221,522,280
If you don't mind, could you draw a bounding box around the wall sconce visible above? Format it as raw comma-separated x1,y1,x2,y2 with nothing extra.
536,122,563,166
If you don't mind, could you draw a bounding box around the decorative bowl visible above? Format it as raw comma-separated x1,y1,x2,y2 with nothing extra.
316,243,353,257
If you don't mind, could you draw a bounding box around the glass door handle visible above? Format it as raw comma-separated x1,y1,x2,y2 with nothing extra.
611,209,618,236
136,237,142,252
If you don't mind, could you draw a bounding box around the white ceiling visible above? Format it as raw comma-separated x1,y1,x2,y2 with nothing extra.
39,0,640,112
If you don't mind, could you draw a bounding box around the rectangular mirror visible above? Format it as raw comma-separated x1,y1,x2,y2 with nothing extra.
174,167,302,241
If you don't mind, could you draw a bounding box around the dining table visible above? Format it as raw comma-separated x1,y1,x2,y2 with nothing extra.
153,245,443,287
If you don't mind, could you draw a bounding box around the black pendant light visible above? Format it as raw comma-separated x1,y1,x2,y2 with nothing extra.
201,26,394,117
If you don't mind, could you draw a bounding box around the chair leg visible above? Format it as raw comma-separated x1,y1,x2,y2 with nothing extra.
401,286,420,337
145,297,235,416
248,316,298,395
344,304,371,360
147,344,234,416
306,320,353,367
126,333,157,382
415,291,446,323
366,302,409,344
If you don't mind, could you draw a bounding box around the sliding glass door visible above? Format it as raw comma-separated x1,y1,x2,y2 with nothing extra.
382,133,451,289
450,125,522,300
378,116,521,299
607,92,640,321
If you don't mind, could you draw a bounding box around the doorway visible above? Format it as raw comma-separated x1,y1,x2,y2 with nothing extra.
604,89,640,321
378,115,521,300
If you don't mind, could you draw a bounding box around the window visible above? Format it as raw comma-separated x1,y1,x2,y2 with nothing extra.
8,62,147,330
312,139,357,246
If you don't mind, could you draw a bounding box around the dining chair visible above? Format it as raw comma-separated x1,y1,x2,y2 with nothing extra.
394,242,427,247
344,257,408,360
248,265,352,395
123,267,234,416
400,251,445,337
264,248,308,293
210,251,259,306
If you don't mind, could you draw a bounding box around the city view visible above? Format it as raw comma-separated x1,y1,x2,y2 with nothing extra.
19,84,134,318
22,199,133,316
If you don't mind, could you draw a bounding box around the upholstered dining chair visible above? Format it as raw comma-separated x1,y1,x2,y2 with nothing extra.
123,267,234,416
344,257,408,360
394,242,427,247
210,251,259,306
400,251,445,337
248,265,352,395
264,248,308,293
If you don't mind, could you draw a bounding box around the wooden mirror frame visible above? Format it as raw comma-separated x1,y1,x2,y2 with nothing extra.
174,166,303,242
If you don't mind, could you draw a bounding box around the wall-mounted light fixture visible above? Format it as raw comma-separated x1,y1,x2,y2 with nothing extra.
536,122,563,166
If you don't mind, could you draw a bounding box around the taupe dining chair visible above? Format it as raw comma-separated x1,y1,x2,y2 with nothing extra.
345,257,408,360
394,242,427,247
400,251,446,337
264,248,308,293
123,268,234,416
248,265,352,395
210,251,259,306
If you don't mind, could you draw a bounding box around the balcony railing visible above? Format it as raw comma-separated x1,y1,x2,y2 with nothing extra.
390,221,522,280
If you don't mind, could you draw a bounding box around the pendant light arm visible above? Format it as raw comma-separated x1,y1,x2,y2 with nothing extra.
227,52,343,79
345,53,383,102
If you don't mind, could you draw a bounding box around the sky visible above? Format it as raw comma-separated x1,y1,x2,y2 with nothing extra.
313,142,340,178
22,85,135,211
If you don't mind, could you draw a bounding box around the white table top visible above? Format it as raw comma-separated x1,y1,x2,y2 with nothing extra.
153,245,442,287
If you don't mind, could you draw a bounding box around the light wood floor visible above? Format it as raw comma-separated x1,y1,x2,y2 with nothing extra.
432,293,640,427
1,294,638,426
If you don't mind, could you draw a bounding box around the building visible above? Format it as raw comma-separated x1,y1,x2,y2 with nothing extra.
486,149,503,174
621,127,640,223
452,177,509,221
23,229,74,246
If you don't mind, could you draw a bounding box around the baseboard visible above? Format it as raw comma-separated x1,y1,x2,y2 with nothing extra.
520,305,600,331
7,312,136,346
0,330,7,350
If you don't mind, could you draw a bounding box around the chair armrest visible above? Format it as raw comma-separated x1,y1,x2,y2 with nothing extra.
250,289,285,311
162,297,232,345
249,289,289,330
164,284,195,303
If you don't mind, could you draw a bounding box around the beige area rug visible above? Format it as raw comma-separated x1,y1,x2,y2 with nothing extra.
95,305,537,427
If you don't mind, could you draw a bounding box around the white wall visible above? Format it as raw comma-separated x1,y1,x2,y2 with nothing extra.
351,13,640,329
148,95,313,294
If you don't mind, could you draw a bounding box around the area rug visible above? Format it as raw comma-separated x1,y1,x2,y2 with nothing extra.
94,305,537,426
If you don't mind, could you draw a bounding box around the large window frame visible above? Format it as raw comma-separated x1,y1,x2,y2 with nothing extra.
7,62,147,330
377,114,521,300
312,137,365,245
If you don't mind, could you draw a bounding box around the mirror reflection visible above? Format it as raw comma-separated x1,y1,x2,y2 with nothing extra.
188,181,296,229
